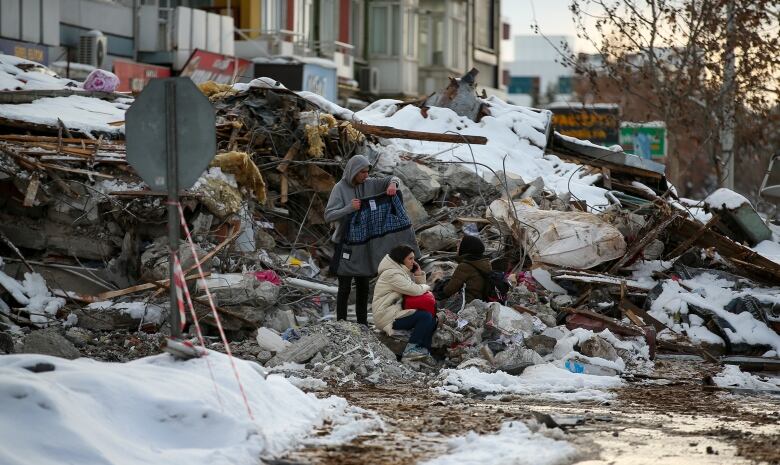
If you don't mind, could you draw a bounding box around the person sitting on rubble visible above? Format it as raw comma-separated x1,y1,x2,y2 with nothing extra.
433,234,492,304
324,154,401,325
372,244,437,362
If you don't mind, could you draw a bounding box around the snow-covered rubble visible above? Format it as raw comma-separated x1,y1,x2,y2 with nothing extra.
0,351,377,465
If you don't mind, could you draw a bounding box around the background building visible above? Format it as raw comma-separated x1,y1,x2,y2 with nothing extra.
0,0,506,107
504,34,574,107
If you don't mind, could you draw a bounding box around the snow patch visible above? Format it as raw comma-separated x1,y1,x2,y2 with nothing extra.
420,421,577,465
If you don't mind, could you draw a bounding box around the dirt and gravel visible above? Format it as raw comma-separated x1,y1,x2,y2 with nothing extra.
276,358,780,465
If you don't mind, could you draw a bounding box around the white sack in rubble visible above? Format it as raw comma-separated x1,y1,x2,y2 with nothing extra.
488,199,626,269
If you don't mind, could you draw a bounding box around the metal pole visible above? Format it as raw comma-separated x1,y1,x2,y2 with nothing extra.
166,80,181,338
720,0,736,190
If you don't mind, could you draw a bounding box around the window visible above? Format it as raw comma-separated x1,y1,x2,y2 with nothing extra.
406,9,416,57
352,0,364,58
368,3,402,57
508,76,539,95
263,0,288,32
369,6,389,55
558,76,573,94
475,0,495,51
319,0,337,55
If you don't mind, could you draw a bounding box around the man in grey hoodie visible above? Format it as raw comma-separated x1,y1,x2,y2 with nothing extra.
325,155,401,325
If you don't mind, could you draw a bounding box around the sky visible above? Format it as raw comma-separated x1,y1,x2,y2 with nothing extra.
501,0,593,60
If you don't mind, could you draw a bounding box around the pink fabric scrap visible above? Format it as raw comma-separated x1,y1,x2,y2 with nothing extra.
83,69,120,92
253,270,282,286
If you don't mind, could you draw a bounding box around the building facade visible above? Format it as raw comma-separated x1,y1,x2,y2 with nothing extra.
0,0,506,105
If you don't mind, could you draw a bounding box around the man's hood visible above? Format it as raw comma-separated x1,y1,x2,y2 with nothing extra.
377,254,406,275
342,155,371,186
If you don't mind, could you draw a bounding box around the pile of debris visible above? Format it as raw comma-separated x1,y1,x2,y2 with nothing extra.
1,57,778,387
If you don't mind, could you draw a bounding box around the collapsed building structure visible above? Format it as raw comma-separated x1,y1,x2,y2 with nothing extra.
0,58,778,385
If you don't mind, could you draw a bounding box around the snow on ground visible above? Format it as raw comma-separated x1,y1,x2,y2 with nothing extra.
85,300,165,324
355,98,610,207
420,421,577,465
0,351,374,465
712,365,780,391
648,273,780,351
0,264,65,327
0,95,126,136
439,364,623,403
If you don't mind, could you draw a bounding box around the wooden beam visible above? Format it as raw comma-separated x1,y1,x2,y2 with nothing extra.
353,122,488,145
665,214,720,259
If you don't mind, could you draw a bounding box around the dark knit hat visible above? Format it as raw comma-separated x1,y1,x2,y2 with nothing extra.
458,234,485,257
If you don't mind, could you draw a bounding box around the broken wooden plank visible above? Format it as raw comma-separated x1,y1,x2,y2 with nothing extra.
37,163,114,179
22,173,40,207
609,212,680,272
564,307,644,336
619,298,667,333
352,122,488,145
96,273,208,300
665,214,720,259
670,215,780,283
277,140,300,174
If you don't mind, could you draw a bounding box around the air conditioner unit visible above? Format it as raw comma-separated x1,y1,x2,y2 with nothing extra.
78,30,107,68
358,67,379,94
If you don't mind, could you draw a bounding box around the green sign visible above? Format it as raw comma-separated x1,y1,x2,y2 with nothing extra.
619,123,667,160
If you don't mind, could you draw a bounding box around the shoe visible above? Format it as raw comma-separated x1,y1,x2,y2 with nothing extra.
402,344,430,362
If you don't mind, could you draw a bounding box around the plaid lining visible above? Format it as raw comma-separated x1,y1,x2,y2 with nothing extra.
344,192,412,245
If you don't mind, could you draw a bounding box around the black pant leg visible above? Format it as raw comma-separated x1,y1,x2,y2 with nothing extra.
336,276,352,321
354,276,370,325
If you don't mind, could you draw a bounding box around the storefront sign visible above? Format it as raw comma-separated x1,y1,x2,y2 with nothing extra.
0,38,48,64
550,104,620,146
619,123,667,160
113,60,171,93
179,49,251,85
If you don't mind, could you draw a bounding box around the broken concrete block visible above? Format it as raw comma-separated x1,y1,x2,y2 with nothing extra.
436,163,495,198
525,334,558,356
205,275,280,308
492,171,526,199
22,330,81,360
494,346,544,375
0,332,14,354
64,327,94,348
488,304,536,337
396,161,441,203
141,237,212,282
266,333,328,367
577,336,619,362
255,229,276,250
398,183,429,225
457,358,494,372
70,307,141,331
417,223,458,251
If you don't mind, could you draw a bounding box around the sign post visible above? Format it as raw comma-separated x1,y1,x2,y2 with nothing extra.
126,78,217,338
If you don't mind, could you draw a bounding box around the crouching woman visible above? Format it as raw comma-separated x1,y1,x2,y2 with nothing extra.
372,245,436,361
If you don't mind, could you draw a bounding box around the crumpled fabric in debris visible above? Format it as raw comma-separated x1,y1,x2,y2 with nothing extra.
254,270,282,286
211,151,267,203
488,199,627,269
83,69,119,92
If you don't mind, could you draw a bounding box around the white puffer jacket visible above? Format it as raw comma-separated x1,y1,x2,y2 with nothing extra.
372,254,430,335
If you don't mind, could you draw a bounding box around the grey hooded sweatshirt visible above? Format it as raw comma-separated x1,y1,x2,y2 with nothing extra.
324,155,401,242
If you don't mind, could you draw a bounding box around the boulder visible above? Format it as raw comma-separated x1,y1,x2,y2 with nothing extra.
266,333,328,367
417,224,458,251
64,327,94,348
577,335,619,361
494,346,544,375
398,183,429,225
525,334,557,357
22,330,80,359
436,163,496,198
396,161,441,204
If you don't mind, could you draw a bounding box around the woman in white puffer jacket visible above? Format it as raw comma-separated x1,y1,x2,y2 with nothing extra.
372,245,436,361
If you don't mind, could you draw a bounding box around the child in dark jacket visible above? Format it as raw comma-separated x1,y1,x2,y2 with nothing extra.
434,235,492,304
